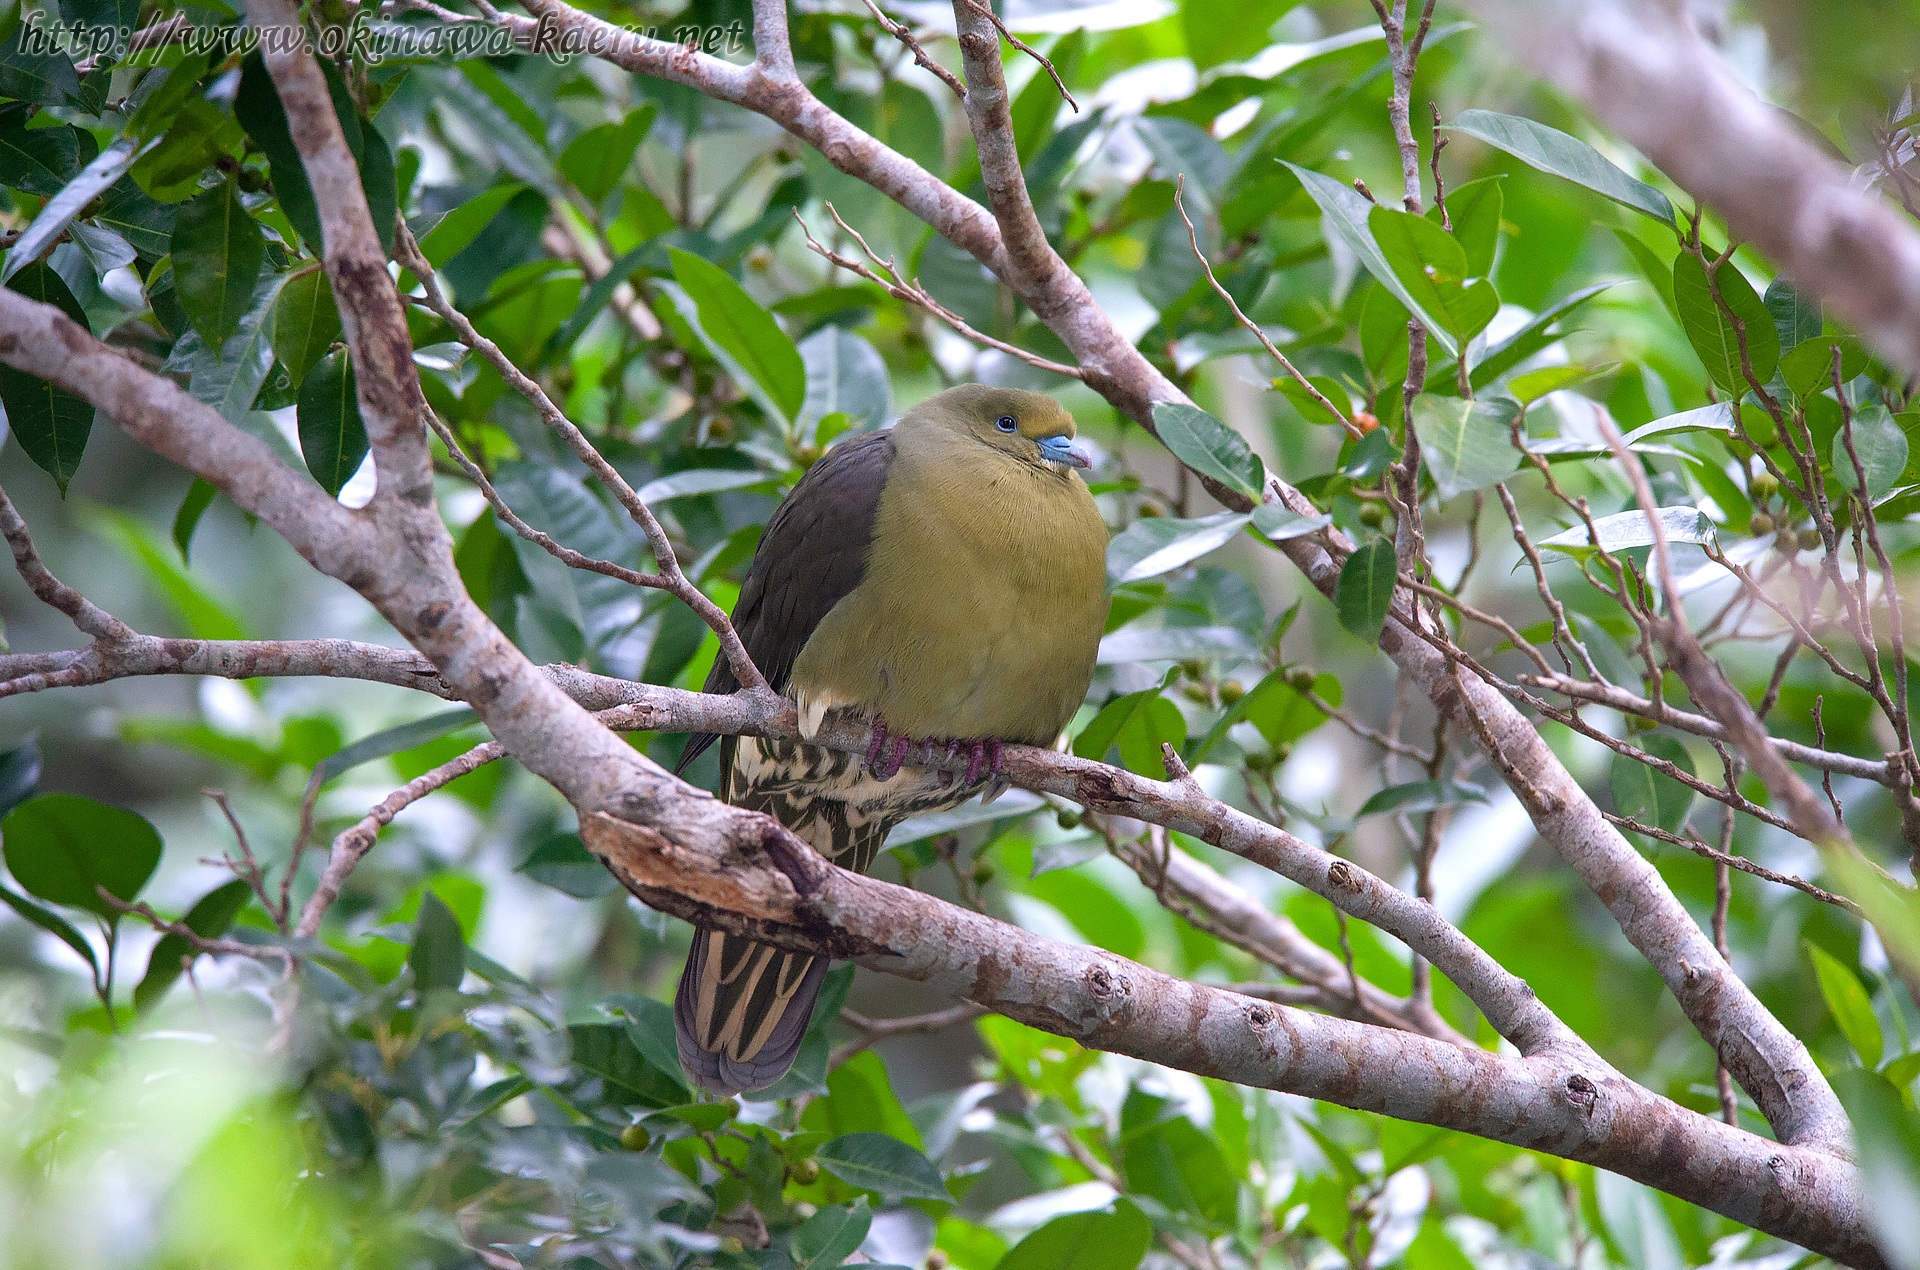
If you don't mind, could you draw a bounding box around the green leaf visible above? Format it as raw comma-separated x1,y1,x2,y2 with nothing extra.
516,831,616,899
1282,162,1459,359
0,102,81,194
0,882,99,978
1764,277,1821,354
409,890,467,992
171,177,265,350
1612,228,1679,324
1508,364,1613,405
1074,689,1186,777
1106,511,1249,587
1609,735,1696,834
1436,175,1502,276
1245,671,1339,748
1411,395,1520,498
315,709,480,783
560,105,654,205
95,177,177,262
1463,281,1618,389
357,123,398,255
271,269,341,389
297,348,368,498
1150,402,1264,500
94,510,251,641
613,993,685,1081
1671,253,1778,394
235,54,320,246
997,1202,1151,1270
797,325,892,435
1537,508,1716,558
791,1198,872,1270
1780,333,1868,399
814,1132,950,1202
1832,1069,1920,1269
415,183,527,268
1807,942,1884,1066
1368,205,1499,341
0,737,41,819
569,1022,691,1107
631,468,777,505
668,248,805,421
1833,406,1908,504
1335,539,1396,643
1622,403,1736,444
0,262,95,494
1250,504,1331,541
1442,109,1674,223
0,28,84,108
1,793,162,919
1355,779,1489,818
133,878,251,1011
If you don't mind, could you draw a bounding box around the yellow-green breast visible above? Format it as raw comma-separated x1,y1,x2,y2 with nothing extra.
788,387,1109,745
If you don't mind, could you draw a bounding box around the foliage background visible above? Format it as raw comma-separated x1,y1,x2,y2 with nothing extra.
0,0,1917,1267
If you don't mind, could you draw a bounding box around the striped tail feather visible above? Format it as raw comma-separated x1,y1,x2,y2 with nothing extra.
672,733,979,1093
675,929,830,1092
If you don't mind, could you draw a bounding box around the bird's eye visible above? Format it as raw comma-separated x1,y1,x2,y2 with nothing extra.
995,415,1018,432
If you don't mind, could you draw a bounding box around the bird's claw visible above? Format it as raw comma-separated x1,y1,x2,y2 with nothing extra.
864,719,1006,787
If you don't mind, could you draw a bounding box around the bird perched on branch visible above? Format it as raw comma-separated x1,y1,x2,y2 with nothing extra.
673,383,1110,1092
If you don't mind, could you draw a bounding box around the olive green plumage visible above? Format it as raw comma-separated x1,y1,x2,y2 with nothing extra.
674,384,1110,1092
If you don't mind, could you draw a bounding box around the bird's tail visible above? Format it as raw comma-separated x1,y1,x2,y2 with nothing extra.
675,928,831,1092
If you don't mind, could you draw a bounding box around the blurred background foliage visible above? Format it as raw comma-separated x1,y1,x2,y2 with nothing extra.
1,0,1918,1267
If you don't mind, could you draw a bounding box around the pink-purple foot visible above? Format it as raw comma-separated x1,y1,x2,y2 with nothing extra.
874,734,911,780
963,738,1006,786
865,720,890,769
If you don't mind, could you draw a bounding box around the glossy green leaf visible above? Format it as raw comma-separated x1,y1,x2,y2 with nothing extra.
235,54,320,245
1150,402,1264,500
315,709,480,783
668,248,805,421
1774,332,1866,395
0,738,41,819
1074,689,1187,778
814,1133,949,1202
0,881,99,978
134,878,251,1011
297,348,369,498
358,124,398,255
1443,109,1674,223
1250,504,1332,541
1609,735,1696,834
1764,276,1821,354
1105,511,1249,586
0,262,95,494
797,325,892,435
1807,942,1884,1066
94,177,177,262
996,1202,1150,1270
1671,253,1778,394
1355,779,1489,818
271,269,342,389
0,102,82,194
791,1198,872,1270
516,831,617,899
417,183,528,268
1781,333,1868,398
1537,508,1716,558
560,106,654,205
1368,205,1499,341
1335,538,1396,642
1833,406,1908,504
171,177,265,350
1283,161,1459,359
409,890,467,992
171,477,218,564
1435,174,1502,276
1411,395,1520,498
1,793,162,919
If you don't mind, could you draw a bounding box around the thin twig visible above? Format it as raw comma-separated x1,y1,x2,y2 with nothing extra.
961,0,1076,111
859,0,966,99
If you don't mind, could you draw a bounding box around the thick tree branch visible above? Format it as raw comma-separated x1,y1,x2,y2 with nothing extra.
582,809,1885,1269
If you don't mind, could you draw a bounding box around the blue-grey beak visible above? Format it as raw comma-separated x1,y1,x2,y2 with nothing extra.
1038,435,1090,469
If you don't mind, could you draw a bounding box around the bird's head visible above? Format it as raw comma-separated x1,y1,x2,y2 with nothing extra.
906,384,1090,474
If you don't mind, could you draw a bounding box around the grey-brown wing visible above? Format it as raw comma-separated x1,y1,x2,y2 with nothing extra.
677,429,895,778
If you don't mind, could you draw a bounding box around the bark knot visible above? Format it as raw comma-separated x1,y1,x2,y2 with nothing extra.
1246,1003,1275,1029
1564,1073,1598,1115
1326,858,1364,893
